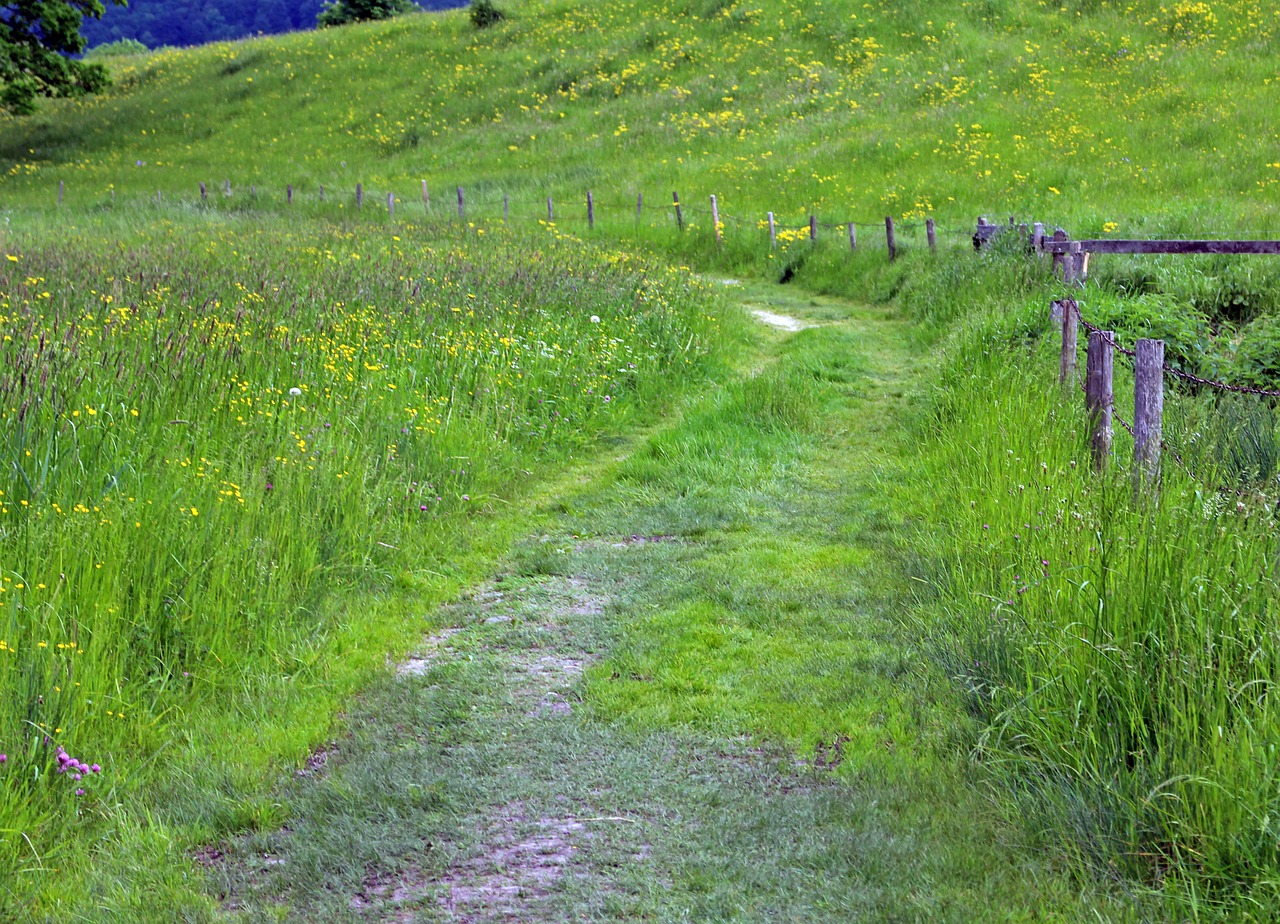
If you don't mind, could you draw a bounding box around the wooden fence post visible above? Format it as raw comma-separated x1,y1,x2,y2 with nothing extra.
200,182,207,202
1058,298,1078,386
1065,241,1083,285
673,191,683,231
885,216,897,261
767,212,777,250
1033,222,1045,254
588,191,595,230
58,180,63,206
1051,228,1067,277
1086,329,1114,472
547,196,554,222
157,190,162,204
1134,338,1164,485
710,195,721,243
503,194,509,222
637,192,643,221
319,185,325,201
926,218,936,253
457,186,464,220
387,192,395,217
422,180,429,212
250,185,256,198
848,222,857,252
809,214,817,243
287,184,293,205
224,179,231,197
356,183,363,210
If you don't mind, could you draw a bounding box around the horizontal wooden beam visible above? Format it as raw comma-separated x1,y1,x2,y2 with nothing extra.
1040,239,1280,255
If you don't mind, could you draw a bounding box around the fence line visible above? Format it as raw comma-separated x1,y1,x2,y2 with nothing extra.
1049,297,1280,494
37,179,979,255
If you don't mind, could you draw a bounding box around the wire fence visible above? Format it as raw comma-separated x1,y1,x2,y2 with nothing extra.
1062,299,1280,493
40,179,991,254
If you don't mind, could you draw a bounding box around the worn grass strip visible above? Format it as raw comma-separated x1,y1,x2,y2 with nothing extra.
203,283,1154,922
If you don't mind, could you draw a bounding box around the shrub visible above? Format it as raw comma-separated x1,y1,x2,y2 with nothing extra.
318,0,415,28
470,0,505,29
84,38,149,60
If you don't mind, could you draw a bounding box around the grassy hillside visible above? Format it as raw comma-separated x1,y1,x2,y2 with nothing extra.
5,0,1280,920
3,0,1279,231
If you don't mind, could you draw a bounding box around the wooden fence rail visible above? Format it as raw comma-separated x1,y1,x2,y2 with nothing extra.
1041,240,1280,256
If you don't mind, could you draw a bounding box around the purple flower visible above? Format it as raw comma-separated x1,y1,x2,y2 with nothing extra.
265,483,273,491
419,505,427,512
91,764,101,773
0,754,7,764
462,495,470,501
75,788,85,796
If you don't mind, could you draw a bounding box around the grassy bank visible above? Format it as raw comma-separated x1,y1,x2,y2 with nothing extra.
886,244,1280,920
0,211,736,913
3,0,1280,915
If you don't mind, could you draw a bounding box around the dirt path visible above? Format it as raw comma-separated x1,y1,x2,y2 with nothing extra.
209,284,1115,922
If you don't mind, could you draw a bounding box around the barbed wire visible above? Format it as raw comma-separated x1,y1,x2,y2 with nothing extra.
1075,308,1280,397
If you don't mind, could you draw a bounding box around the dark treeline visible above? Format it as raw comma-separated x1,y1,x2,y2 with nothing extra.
82,0,469,50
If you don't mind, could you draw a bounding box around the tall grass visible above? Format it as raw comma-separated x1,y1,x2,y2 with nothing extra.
904,249,1280,918
0,209,730,907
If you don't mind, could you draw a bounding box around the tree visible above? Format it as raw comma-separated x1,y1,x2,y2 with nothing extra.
317,0,415,28
1,0,126,114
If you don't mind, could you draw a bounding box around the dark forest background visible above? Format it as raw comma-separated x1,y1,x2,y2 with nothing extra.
81,1,469,49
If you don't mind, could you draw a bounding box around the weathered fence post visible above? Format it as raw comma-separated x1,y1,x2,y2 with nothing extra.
457,186,464,220
637,192,643,221
767,212,777,250
1086,329,1115,472
387,192,395,217
885,216,897,261
1058,298,1078,386
673,191,684,231
926,218,937,253
157,190,162,204
200,182,207,202
224,179,231,197
809,214,817,243
422,180,429,212
1065,241,1084,286
503,194,509,222
1134,338,1164,486
1051,228,1067,277
1033,222,1045,254
287,184,293,205
319,185,325,201
710,195,721,243
356,183,363,210
848,222,857,252
588,191,595,230
250,185,256,199
58,180,63,206
547,196,554,222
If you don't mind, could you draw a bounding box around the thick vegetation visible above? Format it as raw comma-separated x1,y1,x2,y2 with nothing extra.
3,0,1280,919
0,213,729,913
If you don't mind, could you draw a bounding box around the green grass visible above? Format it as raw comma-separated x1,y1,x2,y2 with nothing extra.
199,285,1142,923
893,249,1280,920
0,210,735,914
2,0,1278,231
3,0,1280,917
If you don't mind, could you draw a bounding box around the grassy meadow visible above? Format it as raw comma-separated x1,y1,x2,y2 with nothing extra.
3,0,1280,918
0,211,732,912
